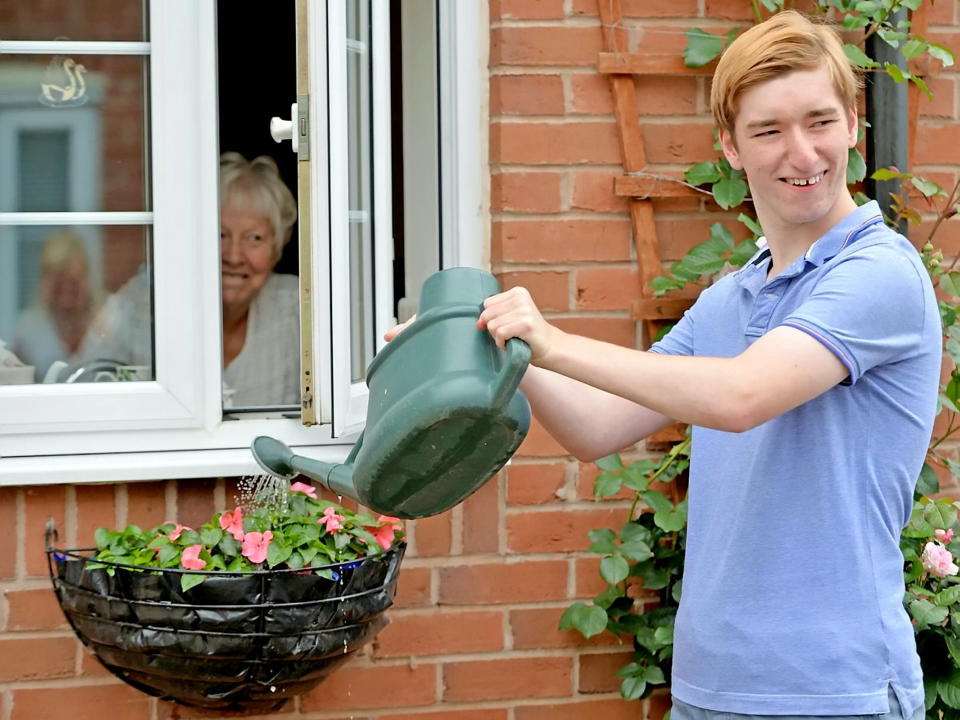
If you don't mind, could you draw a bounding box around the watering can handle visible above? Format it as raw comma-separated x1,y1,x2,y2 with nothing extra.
490,338,531,410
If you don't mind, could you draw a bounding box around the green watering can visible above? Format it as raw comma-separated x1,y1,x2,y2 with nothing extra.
251,267,531,519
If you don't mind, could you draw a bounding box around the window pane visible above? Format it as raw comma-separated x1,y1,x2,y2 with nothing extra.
346,0,373,384
0,1,148,42
0,54,150,212
0,224,153,385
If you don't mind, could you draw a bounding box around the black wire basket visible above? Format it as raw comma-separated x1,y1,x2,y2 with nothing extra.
46,524,404,712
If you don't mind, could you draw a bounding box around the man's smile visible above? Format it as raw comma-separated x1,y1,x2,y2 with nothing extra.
781,172,825,187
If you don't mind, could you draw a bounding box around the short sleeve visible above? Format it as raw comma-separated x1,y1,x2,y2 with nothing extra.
650,298,698,357
780,243,932,384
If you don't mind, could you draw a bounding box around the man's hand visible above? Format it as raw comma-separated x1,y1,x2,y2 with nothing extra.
477,286,561,363
383,315,416,342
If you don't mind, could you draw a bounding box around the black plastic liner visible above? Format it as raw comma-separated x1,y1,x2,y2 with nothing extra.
46,541,405,712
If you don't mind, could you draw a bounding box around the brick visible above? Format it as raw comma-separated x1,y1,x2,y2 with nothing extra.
572,0,700,16
498,270,570,311
656,217,751,261
571,171,629,213
515,698,643,720
373,610,504,657
511,607,619,649
442,656,572,702
642,122,718,164
551,317,636,347
176,477,217,529
410,511,452,557
570,73,614,115
394,566,432,608
75,483,116,547
0,487,17,579
576,556,610,597
24,484,65,577
491,121,621,165
915,123,960,167
155,699,296,718
507,507,625,553
5,588,66,631
461,474,501,554
579,650,634,692
80,646,113,677
381,711,507,720
125,480,167,532
301,663,437,711
491,0,565,20
917,76,956,119
0,636,75,681
438,561,568,604
493,219,632,263
575,267,644,310
516,416,568,457
507,462,566,505
490,27,602,67
647,690,675,720
572,74,697,116
11,683,151,720
929,0,956,25
491,74,565,115
491,172,564,213
704,0,756,20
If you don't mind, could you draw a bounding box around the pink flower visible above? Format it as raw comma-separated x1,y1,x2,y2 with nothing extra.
368,515,402,551
290,481,317,499
935,528,955,544
242,530,274,564
219,508,245,542
180,544,206,570
168,523,191,541
922,541,959,578
319,506,345,533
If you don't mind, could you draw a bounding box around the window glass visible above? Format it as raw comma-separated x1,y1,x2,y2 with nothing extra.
0,54,149,212
347,0,373,383
0,224,153,385
0,0,148,42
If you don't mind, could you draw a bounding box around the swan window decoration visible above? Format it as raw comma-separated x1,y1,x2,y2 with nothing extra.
39,56,87,108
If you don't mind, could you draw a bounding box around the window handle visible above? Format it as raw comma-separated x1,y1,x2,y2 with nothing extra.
270,102,298,152
270,99,309,160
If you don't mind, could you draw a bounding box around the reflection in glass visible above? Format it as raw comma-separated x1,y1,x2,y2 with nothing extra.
346,0,373,384
0,225,153,385
0,1,148,42
0,54,149,212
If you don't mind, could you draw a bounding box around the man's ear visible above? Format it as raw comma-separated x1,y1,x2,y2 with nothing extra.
846,107,858,149
719,128,743,170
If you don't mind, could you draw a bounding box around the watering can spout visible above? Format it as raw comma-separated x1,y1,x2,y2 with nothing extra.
250,435,361,503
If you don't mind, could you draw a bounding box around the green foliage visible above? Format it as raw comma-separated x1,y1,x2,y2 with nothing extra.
91,488,404,592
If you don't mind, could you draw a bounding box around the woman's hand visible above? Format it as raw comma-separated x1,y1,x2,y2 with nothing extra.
383,314,415,342
477,286,560,364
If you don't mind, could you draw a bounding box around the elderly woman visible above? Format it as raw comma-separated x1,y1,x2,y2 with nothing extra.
81,152,299,406
219,151,299,406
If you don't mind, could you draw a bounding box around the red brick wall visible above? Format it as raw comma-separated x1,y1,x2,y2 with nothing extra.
4,1,960,719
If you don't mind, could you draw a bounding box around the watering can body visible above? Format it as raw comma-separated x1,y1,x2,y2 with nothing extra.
253,267,531,519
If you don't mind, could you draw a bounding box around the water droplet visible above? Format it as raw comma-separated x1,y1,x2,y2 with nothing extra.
343,638,348,654
270,685,276,693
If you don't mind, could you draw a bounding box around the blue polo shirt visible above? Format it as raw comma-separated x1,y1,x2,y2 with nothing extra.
651,201,941,717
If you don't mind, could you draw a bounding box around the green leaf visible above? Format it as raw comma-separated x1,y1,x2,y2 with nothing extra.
558,602,608,638
939,673,960,710
655,500,688,533
871,167,904,182
842,13,870,30
180,573,206,592
737,212,763,237
266,540,293,568
885,62,908,84
683,28,725,68
877,28,907,47
178,529,201,546
947,635,960,667
844,43,880,69
846,147,866,184
924,500,958,531
641,490,674,514
637,564,671,590
685,161,722,186
709,222,735,251
713,176,749,209
729,239,760,267
929,43,957,68
595,454,623,472
910,598,950,629
650,275,687,296
621,676,647,701
594,472,623,498
918,463,940,496
901,38,927,61
199,527,223,546
938,584,960,607
644,666,667,684
854,0,880,14
601,555,630,585
654,625,674,646
157,544,180,564
588,528,619,555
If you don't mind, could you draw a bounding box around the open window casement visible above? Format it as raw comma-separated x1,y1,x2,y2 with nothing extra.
0,0,482,485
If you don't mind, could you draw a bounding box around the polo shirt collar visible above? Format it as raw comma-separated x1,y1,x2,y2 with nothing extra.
736,200,885,295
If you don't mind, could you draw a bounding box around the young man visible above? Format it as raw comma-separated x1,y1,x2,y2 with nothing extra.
477,10,941,720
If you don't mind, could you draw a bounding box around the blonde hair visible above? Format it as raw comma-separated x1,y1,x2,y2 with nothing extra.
710,10,861,134
220,152,297,252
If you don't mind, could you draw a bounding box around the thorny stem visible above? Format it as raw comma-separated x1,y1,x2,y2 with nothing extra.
628,437,691,520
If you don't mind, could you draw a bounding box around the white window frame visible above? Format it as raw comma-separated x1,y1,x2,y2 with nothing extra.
0,0,488,485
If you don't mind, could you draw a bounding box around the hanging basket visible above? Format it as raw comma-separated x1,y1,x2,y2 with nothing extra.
46,535,404,712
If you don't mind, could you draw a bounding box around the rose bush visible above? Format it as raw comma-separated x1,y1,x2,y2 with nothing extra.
91,480,404,591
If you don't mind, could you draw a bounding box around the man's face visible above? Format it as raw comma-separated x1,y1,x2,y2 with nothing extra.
719,66,858,241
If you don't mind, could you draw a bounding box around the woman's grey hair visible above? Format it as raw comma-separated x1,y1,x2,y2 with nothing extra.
220,152,297,252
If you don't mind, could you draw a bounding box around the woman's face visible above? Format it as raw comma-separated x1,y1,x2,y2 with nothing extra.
220,204,280,318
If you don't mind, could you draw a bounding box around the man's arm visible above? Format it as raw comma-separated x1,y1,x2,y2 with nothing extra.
479,287,849,435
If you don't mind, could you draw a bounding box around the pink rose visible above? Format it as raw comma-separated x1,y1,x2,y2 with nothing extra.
922,541,959,578
319,506,345,533
935,528,955,544
180,544,206,570
241,530,274,564
219,508,245,542
290,481,318,499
